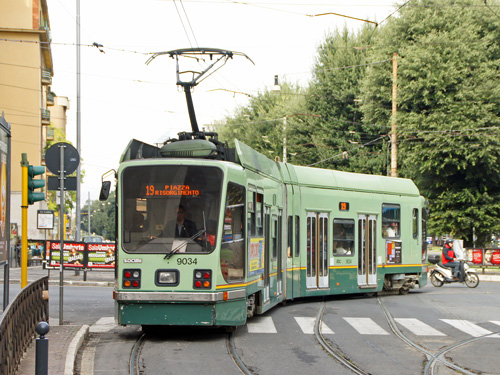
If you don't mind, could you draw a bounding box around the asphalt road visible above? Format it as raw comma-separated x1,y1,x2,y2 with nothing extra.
67,282,500,375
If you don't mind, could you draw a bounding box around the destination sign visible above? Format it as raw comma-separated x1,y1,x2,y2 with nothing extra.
142,184,200,198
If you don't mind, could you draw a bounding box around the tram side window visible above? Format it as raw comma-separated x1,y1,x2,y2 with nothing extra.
287,216,293,258
248,193,255,236
412,208,419,239
220,183,246,282
422,207,428,261
382,204,400,239
294,215,300,257
333,219,355,256
256,193,264,237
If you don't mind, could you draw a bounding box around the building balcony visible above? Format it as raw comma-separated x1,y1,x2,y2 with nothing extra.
46,127,55,141
39,18,52,43
47,92,55,106
42,69,52,85
41,108,50,125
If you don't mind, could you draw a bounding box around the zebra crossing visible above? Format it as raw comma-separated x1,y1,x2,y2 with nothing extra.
90,316,500,338
245,316,500,338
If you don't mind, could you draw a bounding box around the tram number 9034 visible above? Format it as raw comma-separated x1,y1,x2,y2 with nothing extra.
176,257,198,265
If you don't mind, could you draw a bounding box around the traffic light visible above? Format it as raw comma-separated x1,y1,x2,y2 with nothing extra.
27,165,46,204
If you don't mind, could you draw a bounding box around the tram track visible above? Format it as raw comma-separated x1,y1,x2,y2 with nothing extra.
128,329,254,375
315,297,500,375
377,297,500,375
227,332,254,375
314,301,371,375
129,332,146,375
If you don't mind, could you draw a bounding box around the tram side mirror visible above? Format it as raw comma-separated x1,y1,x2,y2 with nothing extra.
99,181,111,201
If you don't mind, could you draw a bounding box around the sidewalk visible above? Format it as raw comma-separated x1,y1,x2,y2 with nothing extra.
7,265,115,287
3,266,112,375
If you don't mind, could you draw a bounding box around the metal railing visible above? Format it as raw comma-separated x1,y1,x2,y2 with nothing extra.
0,277,49,375
41,108,50,124
41,69,52,85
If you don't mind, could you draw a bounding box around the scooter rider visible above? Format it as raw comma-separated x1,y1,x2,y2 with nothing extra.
442,238,461,280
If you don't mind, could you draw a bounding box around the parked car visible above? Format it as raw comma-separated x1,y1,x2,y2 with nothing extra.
83,235,104,243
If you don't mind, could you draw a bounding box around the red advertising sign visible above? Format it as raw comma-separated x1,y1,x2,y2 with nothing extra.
491,250,500,265
87,243,115,269
46,241,85,268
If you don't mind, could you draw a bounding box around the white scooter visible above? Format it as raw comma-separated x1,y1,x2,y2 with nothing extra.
428,255,479,288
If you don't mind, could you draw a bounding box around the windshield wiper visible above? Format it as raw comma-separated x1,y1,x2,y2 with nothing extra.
164,228,206,259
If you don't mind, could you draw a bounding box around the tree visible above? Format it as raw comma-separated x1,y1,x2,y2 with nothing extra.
303,24,387,173
361,0,500,245
81,191,116,240
216,82,308,163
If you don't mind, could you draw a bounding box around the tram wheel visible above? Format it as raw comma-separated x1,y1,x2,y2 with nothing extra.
465,273,480,288
399,286,410,295
430,273,444,287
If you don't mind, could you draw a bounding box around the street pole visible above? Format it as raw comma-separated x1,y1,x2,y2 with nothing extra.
75,0,82,242
88,192,90,235
59,145,65,325
283,116,287,163
391,52,398,178
20,153,28,288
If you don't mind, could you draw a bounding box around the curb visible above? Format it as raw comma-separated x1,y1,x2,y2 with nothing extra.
64,324,89,375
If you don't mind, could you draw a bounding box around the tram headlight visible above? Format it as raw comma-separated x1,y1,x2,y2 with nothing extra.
155,270,179,286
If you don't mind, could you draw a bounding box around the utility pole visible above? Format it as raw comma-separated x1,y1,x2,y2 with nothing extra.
75,0,82,242
283,116,287,163
391,52,398,177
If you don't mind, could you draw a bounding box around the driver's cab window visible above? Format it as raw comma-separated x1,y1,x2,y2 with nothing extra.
221,183,246,282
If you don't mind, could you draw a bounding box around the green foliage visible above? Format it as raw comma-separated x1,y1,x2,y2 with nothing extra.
219,0,500,245
303,24,387,173
81,191,116,240
362,0,500,245
216,82,308,163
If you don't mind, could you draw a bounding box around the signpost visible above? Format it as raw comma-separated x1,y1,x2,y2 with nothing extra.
45,142,79,325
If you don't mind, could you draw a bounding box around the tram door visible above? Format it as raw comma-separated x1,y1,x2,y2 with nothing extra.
277,210,283,296
306,212,329,289
263,206,271,303
357,214,377,287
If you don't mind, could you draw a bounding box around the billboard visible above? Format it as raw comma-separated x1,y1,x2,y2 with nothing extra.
45,240,115,269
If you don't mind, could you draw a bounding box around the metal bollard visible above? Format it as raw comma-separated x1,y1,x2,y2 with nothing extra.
35,321,50,375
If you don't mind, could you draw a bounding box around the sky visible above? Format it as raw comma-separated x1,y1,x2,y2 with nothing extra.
45,0,398,202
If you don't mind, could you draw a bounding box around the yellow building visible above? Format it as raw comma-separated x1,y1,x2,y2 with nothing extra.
0,0,53,239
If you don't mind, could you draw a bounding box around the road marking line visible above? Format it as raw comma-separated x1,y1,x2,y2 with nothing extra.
294,317,334,334
394,318,446,336
343,317,389,335
247,316,277,333
441,319,500,338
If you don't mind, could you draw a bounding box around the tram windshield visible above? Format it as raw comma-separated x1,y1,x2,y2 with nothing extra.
121,165,223,254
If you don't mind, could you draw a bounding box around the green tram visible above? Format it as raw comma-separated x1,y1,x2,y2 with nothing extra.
106,136,428,328
101,47,428,328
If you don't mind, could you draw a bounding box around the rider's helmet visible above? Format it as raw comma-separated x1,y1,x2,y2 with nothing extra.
445,238,454,245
